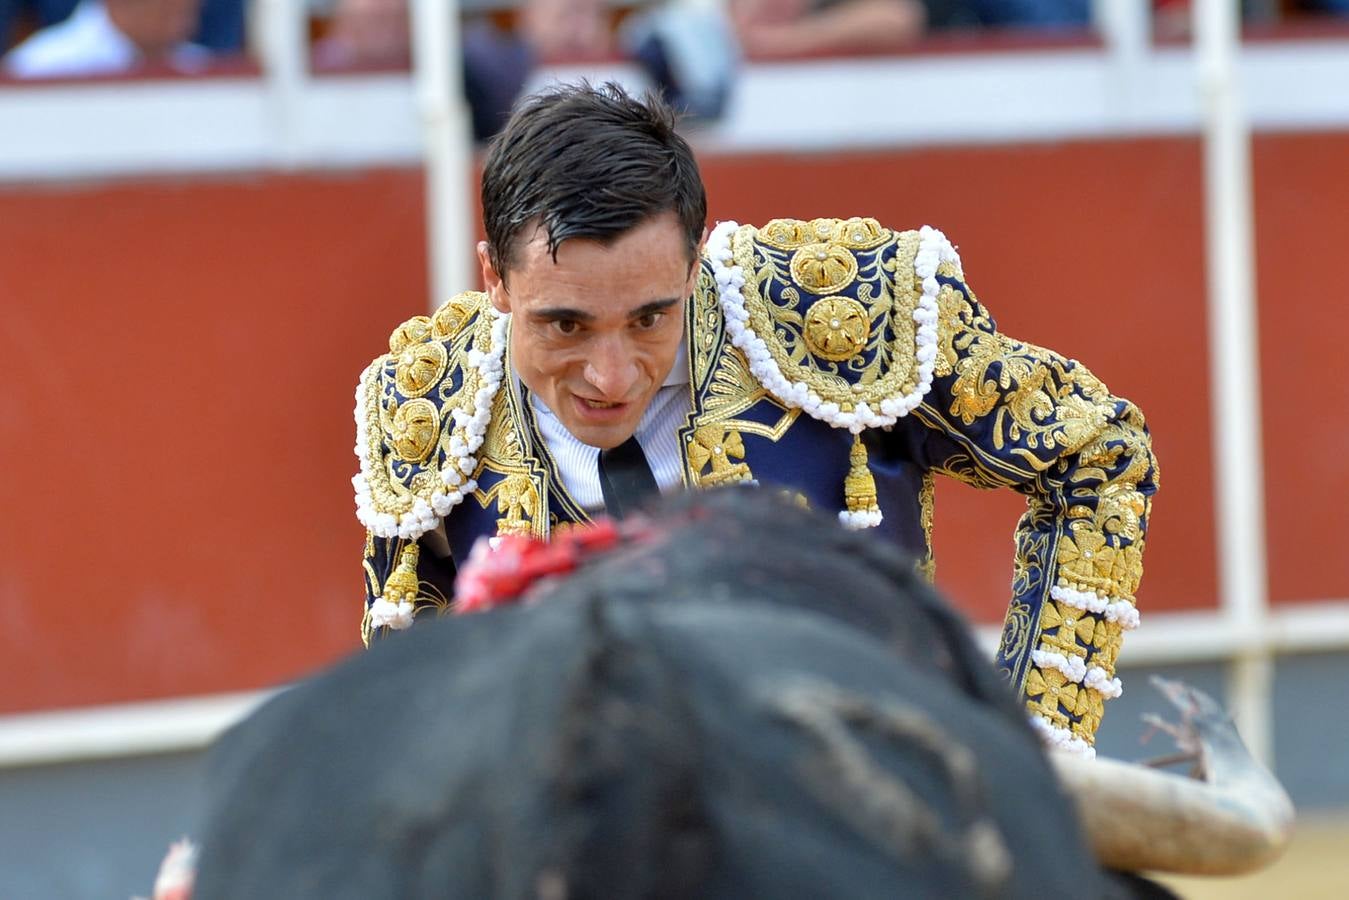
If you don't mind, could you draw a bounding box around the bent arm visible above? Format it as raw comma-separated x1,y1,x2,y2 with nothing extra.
904,256,1158,753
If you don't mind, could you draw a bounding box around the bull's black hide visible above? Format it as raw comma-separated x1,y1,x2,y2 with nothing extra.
192,491,1121,899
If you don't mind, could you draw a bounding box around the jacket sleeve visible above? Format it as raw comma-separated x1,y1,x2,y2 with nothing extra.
901,258,1159,755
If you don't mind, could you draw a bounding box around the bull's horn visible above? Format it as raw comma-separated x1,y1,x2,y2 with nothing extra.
1050,677,1295,876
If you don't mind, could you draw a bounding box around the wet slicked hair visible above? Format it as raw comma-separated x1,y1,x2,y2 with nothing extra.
481,82,707,282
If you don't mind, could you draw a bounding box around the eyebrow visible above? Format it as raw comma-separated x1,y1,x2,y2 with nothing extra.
530,298,682,323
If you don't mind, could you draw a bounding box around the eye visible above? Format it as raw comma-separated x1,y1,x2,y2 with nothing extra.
635,311,665,330
552,319,581,337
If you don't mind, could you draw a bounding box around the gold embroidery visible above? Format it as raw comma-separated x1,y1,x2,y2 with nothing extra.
1055,524,1145,602
382,543,421,606
916,559,937,583
495,473,540,536
1038,601,1097,658
687,424,752,487
935,278,1116,472
730,224,920,416
1024,666,1075,731
790,244,859,295
689,266,722,391
757,217,891,250
388,315,432,353
1091,621,1125,673
843,434,880,517
418,582,453,617
803,296,869,361
999,600,1034,668
1071,690,1106,740
357,293,497,522
474,386,548,539
388,398,439,464
431,295,477,340
702,344,768,419
918,472,935,580
394,341,448,399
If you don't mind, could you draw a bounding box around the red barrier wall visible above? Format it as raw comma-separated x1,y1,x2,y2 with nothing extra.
1,133,1345,714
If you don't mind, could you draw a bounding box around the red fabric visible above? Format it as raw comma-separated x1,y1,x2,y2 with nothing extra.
454,519,645,614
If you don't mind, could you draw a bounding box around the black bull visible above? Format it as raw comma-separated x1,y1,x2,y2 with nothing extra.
193,491,1186,898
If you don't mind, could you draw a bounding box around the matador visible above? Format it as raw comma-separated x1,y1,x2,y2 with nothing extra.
351,83,1158,757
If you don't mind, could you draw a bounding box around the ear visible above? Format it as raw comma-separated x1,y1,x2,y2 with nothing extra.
477,241,510,314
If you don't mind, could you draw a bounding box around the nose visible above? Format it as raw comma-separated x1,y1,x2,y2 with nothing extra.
582,335,640,400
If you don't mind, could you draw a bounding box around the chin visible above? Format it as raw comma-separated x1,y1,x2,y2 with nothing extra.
587,429,639,451
565,419,638,451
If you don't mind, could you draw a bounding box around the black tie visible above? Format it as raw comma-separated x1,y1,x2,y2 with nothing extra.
598,436,660,518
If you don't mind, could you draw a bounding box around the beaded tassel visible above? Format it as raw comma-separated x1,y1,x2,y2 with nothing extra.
382,543,421,607
842,433,882,528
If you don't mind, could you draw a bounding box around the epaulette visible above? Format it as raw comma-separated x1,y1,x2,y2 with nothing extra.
704,217,960,527
352,292,508,540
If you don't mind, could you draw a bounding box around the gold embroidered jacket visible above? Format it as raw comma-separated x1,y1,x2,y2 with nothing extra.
352,217,1158,753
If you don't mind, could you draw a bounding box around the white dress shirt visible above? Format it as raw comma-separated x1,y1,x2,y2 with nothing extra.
530,341,691,512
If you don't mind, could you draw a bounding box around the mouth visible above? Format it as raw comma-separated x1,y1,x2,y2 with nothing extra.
571,394,632,421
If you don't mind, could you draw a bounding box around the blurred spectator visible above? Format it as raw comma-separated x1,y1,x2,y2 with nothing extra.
313,0,410,69
313,0,742,137
192,0,244,52
622,2,740,120
516,0,611,60
3,0,209,77
1294,0,1349,13
729,0,1094,54
730,0,932,55
313,0,612,141
462,0,612,139
966,0,1088,27
1,0,241,56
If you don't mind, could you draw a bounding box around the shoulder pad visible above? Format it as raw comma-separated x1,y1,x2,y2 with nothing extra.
353,292,508,539
702,217,961,432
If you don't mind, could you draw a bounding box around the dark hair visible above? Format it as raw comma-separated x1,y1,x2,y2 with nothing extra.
481,82,707,282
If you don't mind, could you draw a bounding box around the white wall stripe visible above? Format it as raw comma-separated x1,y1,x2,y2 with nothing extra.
0,602,1345,770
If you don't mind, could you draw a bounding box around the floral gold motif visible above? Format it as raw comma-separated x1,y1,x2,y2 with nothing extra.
495,473,540,536
790,244,859,295
802,296,869,361
1071,690,1106,740
730,225,918,415
687,424,752,487
1024,666,1075,730
1039,600,1097,658
431,296,477,340
389,398,440,463
1092,622,1124,673
388,315,433,353
394,340,449,399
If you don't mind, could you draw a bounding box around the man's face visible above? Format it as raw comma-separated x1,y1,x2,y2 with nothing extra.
479,213,701,450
